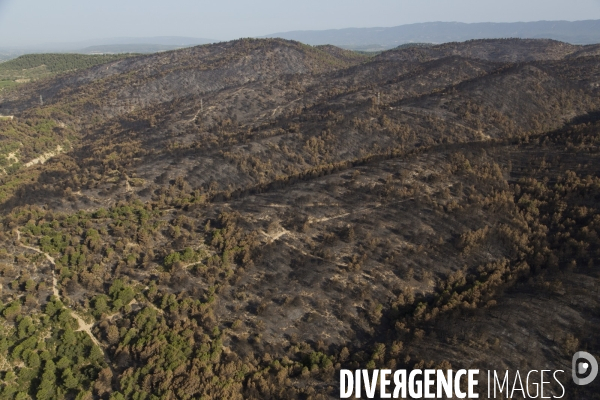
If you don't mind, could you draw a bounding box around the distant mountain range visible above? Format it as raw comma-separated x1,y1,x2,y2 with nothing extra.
72,36,215,53
264,20,600,50
79,44,197,54
0,36,215,58
1,20,599,60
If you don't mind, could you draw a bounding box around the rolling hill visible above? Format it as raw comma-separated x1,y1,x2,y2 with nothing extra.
0,37,599,398
264,20,600,49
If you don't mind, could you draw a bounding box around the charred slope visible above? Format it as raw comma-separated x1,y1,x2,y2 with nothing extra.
3,46,599,213
2,117,600,399
0,38,600,399
0,38,366,117
378,38,582,63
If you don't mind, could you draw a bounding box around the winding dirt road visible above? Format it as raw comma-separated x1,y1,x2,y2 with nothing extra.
15,229,103,349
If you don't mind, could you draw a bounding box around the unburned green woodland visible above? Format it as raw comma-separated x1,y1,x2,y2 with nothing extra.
0,54,138,93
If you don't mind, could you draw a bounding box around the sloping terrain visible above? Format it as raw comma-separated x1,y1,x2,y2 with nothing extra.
0,38,599,399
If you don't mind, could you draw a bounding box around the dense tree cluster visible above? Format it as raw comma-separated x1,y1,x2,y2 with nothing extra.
0,54,137,75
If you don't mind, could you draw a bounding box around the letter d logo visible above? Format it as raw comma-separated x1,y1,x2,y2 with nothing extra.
572,351,598,385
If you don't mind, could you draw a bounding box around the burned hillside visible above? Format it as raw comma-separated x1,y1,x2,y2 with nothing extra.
0,38,599,399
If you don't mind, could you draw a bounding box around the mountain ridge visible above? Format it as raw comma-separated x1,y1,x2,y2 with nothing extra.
0,36,216,60
264,19,600,49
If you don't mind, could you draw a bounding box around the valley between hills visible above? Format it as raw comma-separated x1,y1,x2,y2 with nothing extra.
0,37,599,398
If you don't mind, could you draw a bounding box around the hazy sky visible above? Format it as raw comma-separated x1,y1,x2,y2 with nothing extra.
1,0,599,46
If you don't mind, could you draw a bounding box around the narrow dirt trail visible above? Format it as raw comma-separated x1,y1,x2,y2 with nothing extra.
260,227,290,244
125,179,133,193
285,242,348,268
259,227,348,267
6,151,19,163
188,104,217,123
258,197,417,267
15,229,104,349
24,145,64,167
307,197,415,224
270,97,301,118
